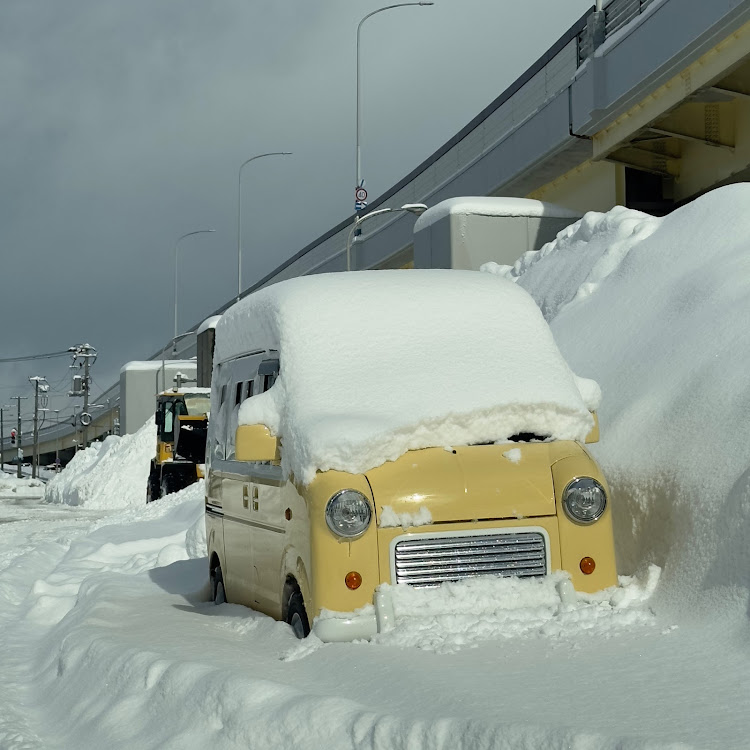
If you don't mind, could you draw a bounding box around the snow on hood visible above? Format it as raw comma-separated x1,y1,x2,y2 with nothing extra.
492,183,750,617
215,269,597,485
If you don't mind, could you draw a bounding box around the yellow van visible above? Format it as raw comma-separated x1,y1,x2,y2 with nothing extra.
205,270,616,641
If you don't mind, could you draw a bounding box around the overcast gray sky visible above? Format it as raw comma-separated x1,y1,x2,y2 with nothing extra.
0,0,591,421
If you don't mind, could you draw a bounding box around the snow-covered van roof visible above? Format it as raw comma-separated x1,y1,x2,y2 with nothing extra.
215,270,598,484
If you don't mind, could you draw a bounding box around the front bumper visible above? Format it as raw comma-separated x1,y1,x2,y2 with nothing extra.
311,576,579,642
312,588,396,642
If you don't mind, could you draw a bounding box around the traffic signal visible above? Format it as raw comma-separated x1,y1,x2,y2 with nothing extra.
10,429,16,445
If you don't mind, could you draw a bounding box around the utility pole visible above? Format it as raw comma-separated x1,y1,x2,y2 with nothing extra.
68,344,97,450
14,396,28,478
0,405,10,473
41,408,61,471
83,354,90,447
29,376,48,479
53,410,60,470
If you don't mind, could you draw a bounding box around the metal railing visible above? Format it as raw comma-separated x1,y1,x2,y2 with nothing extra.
605,0,659,37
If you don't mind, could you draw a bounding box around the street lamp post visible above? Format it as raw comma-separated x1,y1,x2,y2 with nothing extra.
355,2,434,212
346,203,428,271
237,152,292,302
174,230,215,352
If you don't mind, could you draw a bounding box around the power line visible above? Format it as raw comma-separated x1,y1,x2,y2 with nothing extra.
0,350,70,364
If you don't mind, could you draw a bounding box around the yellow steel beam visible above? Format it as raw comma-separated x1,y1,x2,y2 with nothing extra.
594,20,750,158
605,146,680,177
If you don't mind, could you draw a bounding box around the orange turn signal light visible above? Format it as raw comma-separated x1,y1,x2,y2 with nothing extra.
345,571,362,590
580,556,596,575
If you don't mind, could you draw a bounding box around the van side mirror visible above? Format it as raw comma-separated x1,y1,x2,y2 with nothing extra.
585,412,600,444
235,424,280,462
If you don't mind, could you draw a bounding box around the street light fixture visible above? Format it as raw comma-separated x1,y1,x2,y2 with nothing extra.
237,152,292,302
174,230,215,351
355,2,434,212
346,203,428,271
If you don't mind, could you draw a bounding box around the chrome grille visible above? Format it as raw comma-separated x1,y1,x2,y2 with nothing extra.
393,531,547,587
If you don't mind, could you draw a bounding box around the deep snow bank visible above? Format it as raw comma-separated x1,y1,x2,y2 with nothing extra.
487,184,750,617
45,418,155,508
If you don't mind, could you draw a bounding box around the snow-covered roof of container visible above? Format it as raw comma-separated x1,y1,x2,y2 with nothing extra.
120,359,196,374
215,270,597,484
414,197,581,233
196,315,222,336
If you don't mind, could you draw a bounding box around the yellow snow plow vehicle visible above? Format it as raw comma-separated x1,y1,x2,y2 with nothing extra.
147,388,211,501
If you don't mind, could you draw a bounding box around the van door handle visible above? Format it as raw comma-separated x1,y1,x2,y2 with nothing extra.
251,486,259,511
242,485,249,509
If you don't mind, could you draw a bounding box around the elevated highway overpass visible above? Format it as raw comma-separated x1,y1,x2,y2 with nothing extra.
5,0,750,467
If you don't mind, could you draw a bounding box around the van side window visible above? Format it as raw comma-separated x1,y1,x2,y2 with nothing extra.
214,378,230,461
218,354,263,462
258,358,280,393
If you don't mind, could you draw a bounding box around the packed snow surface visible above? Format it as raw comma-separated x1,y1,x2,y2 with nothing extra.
2,184,750,749
217,270,598,484
0,473,45,500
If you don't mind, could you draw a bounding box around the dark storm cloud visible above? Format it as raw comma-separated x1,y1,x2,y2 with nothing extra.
0,0,591,412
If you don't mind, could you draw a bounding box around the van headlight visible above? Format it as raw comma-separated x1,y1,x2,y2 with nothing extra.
325,490,372,538
562,477,607,524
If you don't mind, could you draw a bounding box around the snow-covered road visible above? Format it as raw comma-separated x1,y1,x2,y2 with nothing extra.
0,482,747,750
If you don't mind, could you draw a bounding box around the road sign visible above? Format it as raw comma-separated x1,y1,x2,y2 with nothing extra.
355,186,368,203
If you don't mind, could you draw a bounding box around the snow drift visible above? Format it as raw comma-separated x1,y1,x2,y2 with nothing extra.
216,270,599,484
487,183,750,617
45,418,155,508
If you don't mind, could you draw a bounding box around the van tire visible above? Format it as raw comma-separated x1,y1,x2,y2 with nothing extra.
212,566,226,605
285,586,310,639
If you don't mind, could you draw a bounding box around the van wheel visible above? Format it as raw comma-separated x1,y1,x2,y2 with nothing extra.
212,566,226,605
285,586,310,639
